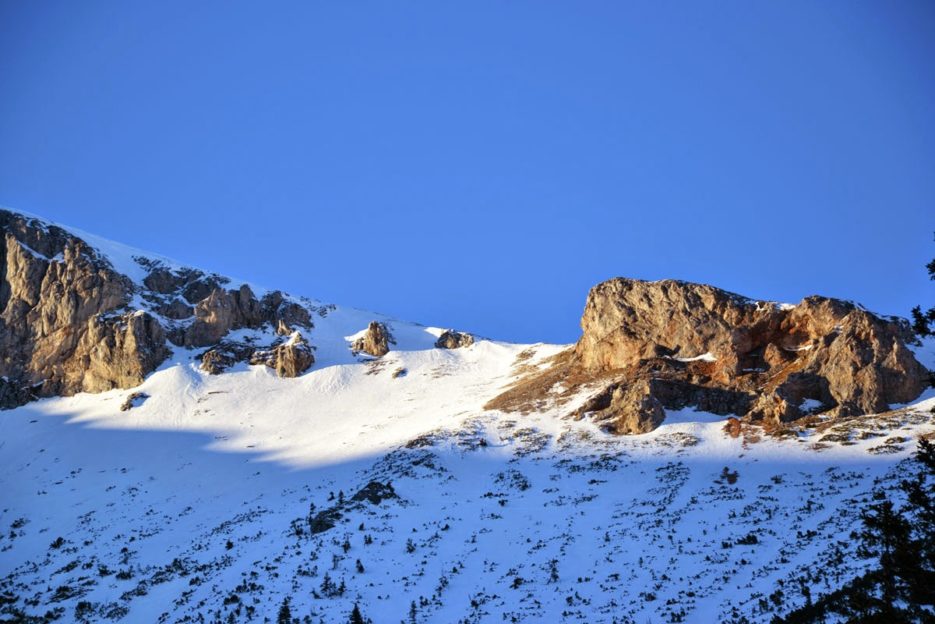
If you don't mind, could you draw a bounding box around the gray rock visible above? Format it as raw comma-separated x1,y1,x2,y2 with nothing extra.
435,330,474,349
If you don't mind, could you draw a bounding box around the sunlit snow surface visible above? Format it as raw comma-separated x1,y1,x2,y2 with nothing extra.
2,314,932,623
1,214,933,622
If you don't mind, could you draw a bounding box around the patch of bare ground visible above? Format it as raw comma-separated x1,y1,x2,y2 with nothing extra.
484,348,617,415
760,405,935,452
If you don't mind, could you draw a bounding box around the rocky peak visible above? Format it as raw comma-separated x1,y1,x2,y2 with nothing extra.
490,277,930,433
0,209,320,408
351,321,395,357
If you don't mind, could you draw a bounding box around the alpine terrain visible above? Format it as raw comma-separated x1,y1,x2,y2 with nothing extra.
0,208,932,624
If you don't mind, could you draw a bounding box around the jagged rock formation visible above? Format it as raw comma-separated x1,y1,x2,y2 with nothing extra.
198,342,257,375
435,329,474,349
351,321,395,357
0,211,168,402
489,277,930,433
250,332,315,378
0,209,317,408
199,332,314,378
137,255,313,349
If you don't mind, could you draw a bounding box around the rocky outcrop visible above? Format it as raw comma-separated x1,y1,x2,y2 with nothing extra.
308,480,398,534
199,341,257,375
145,270,313,348
183,285,260,347
0,210,170,404
435,329,474,349
120,391,149,411
0,377,38,409
260,291,312,333
199,333,314,378
490,277,930,433
251,332,315,378
1,209,319,409
351,322,395,357
575,379,665,434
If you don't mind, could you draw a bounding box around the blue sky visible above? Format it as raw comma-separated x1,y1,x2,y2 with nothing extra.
1,1,933,343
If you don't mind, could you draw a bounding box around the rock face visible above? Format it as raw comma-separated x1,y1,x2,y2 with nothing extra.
148,275,313,348
490,277,930,433
0,211,169,403
79,310,169,392
0,209,318,409
351,322,395,357
184,285,263,347
435,329,474,349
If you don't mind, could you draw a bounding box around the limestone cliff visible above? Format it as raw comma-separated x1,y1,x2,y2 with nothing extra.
0,209,318,408
489,277,930,433
0,210,168,405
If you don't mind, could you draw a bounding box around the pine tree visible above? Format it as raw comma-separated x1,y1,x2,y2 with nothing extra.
776,439,935,623
348,603,366,624
277,597,292,624
910,241,935,337
320,572,334,596
897,438,935,606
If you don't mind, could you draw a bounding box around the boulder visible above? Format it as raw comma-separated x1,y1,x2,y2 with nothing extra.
0,378,38,409
120,391,150,411
351,321,395,357
435,330,474,349
178,286,313,348
249,332,314,378
199,342,256,375
574,379,665,434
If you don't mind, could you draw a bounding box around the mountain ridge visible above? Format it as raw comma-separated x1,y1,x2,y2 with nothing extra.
1,207,934,624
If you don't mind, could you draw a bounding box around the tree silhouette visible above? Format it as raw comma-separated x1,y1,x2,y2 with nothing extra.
348,603,367,624
776,439,935,623
277,597,292,624
910,238,935,337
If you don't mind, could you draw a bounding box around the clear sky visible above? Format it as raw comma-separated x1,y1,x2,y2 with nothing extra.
1,1,933,343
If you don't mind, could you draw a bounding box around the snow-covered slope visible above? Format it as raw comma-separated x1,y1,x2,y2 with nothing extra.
1,222,934,624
